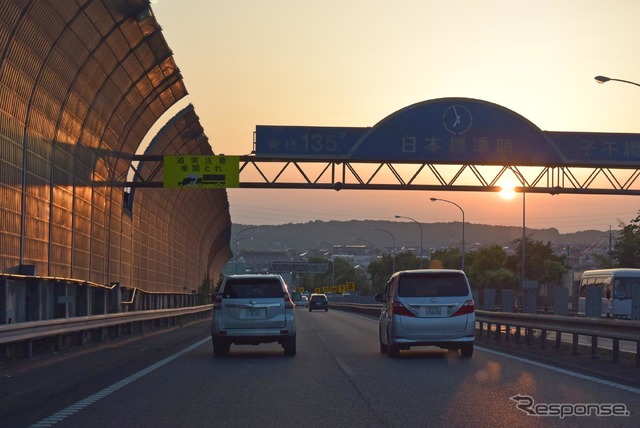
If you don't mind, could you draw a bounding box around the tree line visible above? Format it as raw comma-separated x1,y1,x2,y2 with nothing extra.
298,211,640,296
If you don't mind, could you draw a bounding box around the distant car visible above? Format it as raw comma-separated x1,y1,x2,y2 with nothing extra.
375,269,475,358
296,295,309,308
211,274,298,356
308,293,328,312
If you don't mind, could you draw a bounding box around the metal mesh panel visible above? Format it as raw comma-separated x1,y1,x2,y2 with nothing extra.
2,60,33,108
33,81,62,120
0,186,21,272
7,38,42,79
50,184,73,276
48,0,82,22
26,0,60,41
54,28,90,71
16,13,50,61
0,0,23,32
117,16,143,48
72,184,91,278
69,10,102,53
0,0,230,295
84,0,113,37
130,105,232,292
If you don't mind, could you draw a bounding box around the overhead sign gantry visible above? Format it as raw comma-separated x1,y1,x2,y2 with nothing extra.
254,97,640,166
104,97,640,195
241,97,640,195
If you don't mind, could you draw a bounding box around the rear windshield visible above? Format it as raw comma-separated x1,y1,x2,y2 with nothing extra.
310,295,327,301
222,277,283,298
397,272,469,297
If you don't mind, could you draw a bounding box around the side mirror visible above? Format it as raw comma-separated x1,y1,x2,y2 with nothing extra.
374,294,384,303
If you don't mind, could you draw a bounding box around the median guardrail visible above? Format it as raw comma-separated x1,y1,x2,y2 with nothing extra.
329,302,640,368
0,305,212,359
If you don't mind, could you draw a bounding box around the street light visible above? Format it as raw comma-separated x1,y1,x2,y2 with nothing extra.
234,226,258,257
234,227,258,273
594,75,640,87
394,215,423,268
500,184,527,290
430,197,465,270
233,237,253,273
319,241,335,287
372,228,396,274
521,190,526,291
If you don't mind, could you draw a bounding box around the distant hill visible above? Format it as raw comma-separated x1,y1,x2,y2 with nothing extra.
231,220,614,254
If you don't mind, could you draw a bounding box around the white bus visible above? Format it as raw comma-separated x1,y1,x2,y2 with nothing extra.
579,268,639,318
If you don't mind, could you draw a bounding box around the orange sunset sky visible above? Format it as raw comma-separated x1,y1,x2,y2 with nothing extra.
148,0,640,233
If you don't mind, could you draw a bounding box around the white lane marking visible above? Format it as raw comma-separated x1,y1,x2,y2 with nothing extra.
477,345,640,395
335,356,356,377
30,337,210,427
347,313,640,395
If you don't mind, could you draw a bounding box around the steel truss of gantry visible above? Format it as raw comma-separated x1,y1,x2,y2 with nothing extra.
109,155,640,196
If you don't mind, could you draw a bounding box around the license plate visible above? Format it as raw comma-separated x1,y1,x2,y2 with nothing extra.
241,308,265,319
421,306,444,316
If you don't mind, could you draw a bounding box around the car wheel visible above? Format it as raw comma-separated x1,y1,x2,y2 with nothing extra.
325,308,328,312
379,326,388,353
386,330,399,358
282,337,296,356
213,340,230,357
308,308,312,312
461,343,474,358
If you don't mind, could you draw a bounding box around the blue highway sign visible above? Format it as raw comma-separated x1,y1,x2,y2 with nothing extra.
254,98,640,167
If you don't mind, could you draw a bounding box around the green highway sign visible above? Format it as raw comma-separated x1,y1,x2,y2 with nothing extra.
163,155,240,188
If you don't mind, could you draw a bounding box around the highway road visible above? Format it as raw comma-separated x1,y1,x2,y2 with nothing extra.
1,309,638,427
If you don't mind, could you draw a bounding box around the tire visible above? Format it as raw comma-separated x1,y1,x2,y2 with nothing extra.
282,337,296,356
325,308,328,312
386,330,399,358
213,340,230,357
379,326,388,353
461,343,474,358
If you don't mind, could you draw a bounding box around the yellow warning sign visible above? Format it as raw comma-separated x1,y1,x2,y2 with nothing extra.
163,155,240,188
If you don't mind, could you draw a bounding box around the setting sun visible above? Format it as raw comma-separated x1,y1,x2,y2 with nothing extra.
499,183,517,200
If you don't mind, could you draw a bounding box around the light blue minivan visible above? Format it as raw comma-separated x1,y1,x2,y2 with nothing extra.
375,269,475,358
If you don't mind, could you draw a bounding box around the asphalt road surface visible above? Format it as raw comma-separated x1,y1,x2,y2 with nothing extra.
1,309,638,427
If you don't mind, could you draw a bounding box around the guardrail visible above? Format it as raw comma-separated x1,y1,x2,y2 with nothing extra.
0,305,212,360
1,273,201,325
329,303,640,368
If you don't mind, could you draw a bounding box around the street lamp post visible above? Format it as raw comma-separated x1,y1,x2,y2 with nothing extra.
594,75,640,87
394,215,423,268
234,226,259,273
522,189,526,291
372,228,396,274
319,241,335,287
430,197,465,270
233,236,253,273
234,226,259,257
500,185,527,298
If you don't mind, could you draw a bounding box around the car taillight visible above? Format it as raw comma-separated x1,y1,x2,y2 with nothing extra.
451,300,474,317
212,293,223,310
391,300,416,317
284,293,295,309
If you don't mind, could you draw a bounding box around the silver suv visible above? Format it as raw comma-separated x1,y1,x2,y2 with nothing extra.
211,274,298,356
375,269,475,358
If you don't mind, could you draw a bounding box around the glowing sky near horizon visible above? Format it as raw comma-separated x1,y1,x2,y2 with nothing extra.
149,0,640,233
